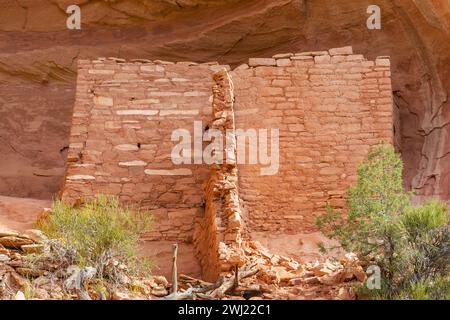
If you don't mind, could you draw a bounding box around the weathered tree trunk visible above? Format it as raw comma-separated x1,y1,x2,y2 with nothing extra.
171,243,178,294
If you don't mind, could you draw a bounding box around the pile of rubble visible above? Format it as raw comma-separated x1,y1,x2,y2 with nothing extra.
1,227,366,300
0,228,172,300
0,228,63,300
169,241,367,300
242,240,367,300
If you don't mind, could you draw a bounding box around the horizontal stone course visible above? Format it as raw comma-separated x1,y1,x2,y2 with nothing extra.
119,160,147,167
67,175,96,181
116,110,159,116
144,169,193,176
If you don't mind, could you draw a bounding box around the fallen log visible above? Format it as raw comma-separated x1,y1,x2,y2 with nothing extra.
161,245,259,300
179,274,214,288
161,244,224,300
210,263,259,299
171,243,178,294
161,277,224,300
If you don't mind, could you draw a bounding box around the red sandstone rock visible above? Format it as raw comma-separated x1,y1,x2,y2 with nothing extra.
0,236,34,249
0,1,448,300
0,0,448,203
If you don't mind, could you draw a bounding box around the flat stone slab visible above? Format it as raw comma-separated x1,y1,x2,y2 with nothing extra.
0,236,34,249
329,46,353,56
248,58,277,67
21,244,45,254
0,230,19,237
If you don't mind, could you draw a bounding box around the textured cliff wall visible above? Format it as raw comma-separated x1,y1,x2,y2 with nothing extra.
0,0,448,203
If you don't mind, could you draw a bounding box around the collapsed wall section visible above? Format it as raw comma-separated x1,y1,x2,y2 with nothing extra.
194,69,244,280
231,47,394,233
62,58,228,242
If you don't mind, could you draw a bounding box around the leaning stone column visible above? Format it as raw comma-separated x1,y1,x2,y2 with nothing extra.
210,69,243,246
193,68,244,280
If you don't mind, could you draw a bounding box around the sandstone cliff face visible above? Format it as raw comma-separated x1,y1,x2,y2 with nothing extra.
0,0,448,202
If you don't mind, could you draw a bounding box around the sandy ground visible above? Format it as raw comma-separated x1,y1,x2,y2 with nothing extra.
139,241,202,279
0,195,51,232
251,231,345,263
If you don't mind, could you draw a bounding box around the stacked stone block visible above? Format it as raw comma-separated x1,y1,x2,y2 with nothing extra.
194,69,244,280
231,46,394,233
62,58,229,241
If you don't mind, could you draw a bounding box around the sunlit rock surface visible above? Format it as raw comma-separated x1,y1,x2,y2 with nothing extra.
0,0,448,203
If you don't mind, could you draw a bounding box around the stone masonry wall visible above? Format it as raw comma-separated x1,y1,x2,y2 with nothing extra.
62,57,228,242
231,47,394,233
62,46,394,264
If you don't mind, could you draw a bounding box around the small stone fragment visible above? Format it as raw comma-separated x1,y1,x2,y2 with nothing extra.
0,236,34,249
21,244,45,254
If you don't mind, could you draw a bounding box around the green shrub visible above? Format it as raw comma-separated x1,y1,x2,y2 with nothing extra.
400,201,449,285
398,275,450,300
401,200,449,240
38,195,152,281
316,144,450,299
